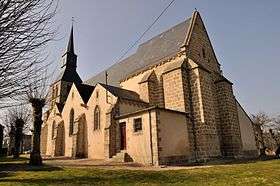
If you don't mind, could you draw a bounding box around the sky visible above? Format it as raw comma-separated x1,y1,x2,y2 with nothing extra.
49,0,280,115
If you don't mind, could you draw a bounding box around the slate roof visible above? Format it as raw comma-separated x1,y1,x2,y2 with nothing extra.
75,84,95,103
55,67,82,84
99,83,145,103
55,102,64,113
85,18,191,87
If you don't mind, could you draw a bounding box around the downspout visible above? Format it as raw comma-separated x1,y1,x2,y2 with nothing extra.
148,110,154,165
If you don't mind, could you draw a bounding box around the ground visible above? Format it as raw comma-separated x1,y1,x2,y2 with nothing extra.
0,156,279,186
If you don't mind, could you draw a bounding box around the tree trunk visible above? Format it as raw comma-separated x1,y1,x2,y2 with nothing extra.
0,125,3,155
29,98,45,166
259,130,266,157
13,119,24,158
8,126,15,156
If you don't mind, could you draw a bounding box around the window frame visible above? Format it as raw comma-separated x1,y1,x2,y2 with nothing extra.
133,118,142,133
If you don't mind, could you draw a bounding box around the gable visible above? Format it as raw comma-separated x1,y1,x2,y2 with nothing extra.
63,84,85,111
187,11,220,73
85,18,191,87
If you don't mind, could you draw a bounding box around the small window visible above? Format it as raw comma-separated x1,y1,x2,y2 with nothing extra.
202,48,206,58
69,109,74,135
52,121,56,139
71,91,74,99
96,90,99,99
94,106,100,130
133,118,142,132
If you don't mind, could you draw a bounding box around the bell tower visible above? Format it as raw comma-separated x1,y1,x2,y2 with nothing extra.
50,25,82,109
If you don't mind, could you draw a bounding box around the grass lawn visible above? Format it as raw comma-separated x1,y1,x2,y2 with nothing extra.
0,157,279,186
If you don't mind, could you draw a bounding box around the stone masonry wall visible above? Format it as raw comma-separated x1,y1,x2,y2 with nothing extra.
40,124,48,155
162,69,186,112
188,67,221,160
139,83,149,103
188,12,221,74
215,80,242,157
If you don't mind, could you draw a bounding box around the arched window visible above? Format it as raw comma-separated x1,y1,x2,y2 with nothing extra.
52,121,56,139
69,109,74,135
94,106,100,130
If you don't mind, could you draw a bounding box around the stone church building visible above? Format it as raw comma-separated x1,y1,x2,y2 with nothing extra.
41,11,258,165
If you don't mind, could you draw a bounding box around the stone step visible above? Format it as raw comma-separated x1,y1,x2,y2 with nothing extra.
110,151,133,162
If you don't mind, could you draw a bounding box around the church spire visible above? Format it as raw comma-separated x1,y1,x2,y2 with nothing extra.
61,24,77,69
66,25,74,54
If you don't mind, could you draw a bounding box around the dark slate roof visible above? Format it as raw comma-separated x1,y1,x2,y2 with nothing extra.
55,102,64,113
75,84,95,103
55,67,82,84
99,83,145,103
67,26,75,54
85,18,191,87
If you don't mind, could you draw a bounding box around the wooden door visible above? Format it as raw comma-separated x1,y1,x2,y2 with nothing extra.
120,122,126,150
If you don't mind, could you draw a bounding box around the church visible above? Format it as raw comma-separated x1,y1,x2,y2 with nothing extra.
40,11,258,165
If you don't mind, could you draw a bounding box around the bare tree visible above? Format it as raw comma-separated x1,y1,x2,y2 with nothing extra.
1,106,31,158
23,67,52,166
273,115,280,131
0,0,57,108
251,112,272,156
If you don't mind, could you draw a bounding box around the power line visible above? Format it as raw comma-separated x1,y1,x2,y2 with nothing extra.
115,0,176,63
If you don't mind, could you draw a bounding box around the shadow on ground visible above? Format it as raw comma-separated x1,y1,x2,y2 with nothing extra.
0,157,63,180
0,169,195,185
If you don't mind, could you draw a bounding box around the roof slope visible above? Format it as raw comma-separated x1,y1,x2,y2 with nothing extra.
85,18,191,87
76,84,95,103
55,102,64,113
55,68,82,84
99,83,145,103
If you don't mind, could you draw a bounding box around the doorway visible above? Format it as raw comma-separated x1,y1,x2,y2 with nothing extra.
120,122,126,150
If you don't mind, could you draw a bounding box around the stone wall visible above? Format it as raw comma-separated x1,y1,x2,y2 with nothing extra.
139,71,158,105
236,101,258,157
188,67,221,160
40,124,48,155
162,68,186,112
187,12,220,74
215,80,242,157
156,109,191,165
54,122,65,156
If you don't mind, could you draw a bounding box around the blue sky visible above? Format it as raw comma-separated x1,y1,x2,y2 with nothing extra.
50,0,280,115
